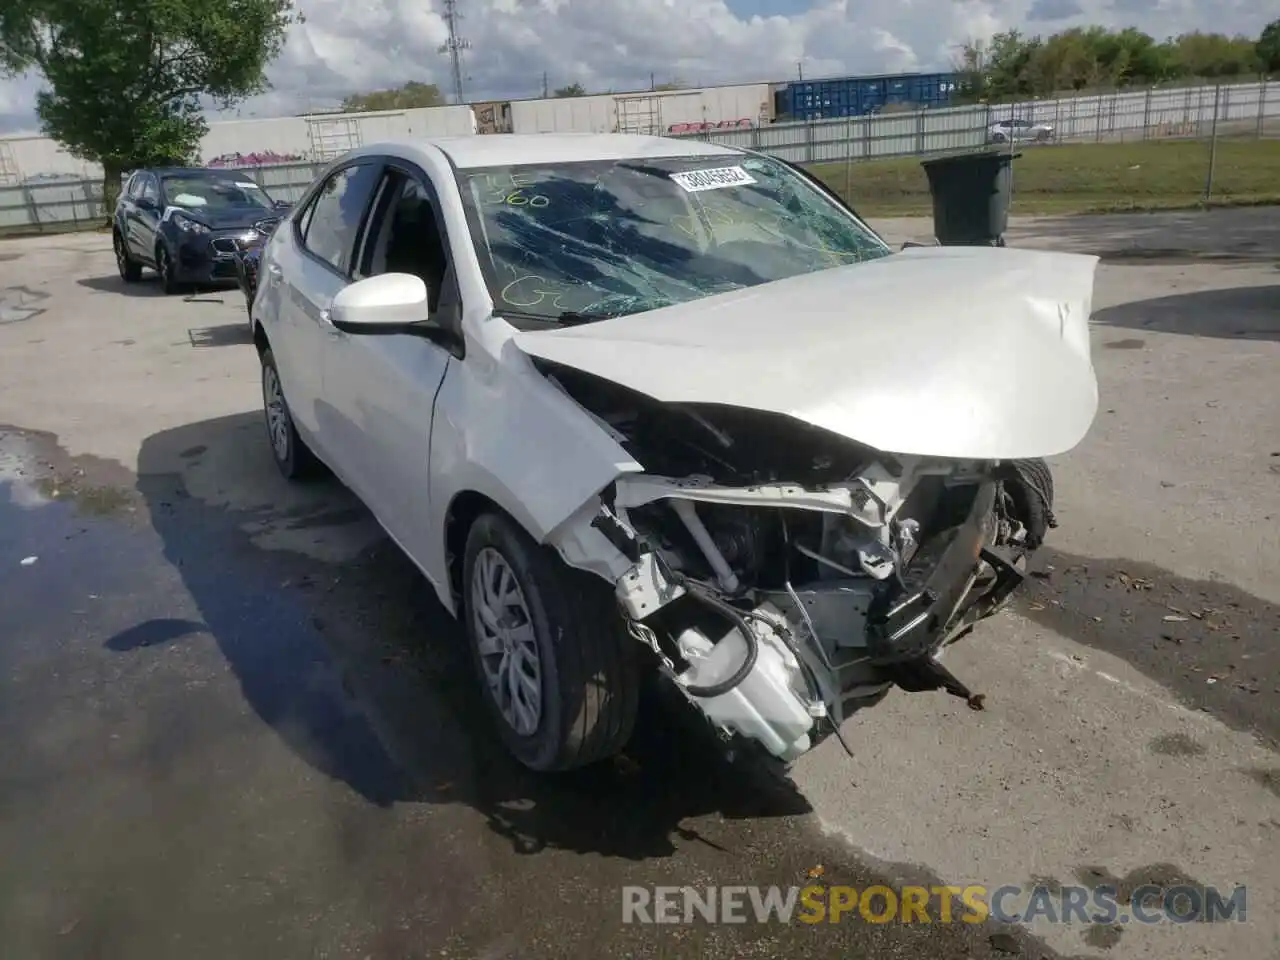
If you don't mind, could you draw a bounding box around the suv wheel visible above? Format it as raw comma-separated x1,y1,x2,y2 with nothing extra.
462,511,640,772
114,231,141,282
156,244,182,295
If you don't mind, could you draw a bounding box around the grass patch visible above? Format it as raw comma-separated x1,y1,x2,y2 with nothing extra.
811,138,1280,217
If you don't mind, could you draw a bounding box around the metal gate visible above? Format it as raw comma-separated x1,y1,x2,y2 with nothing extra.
306,117,364,161
615,95,662,135
0,142,20,186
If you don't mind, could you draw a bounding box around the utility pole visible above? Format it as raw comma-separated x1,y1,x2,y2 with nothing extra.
438,0,472,105
542,72,548,98
650,72,655,91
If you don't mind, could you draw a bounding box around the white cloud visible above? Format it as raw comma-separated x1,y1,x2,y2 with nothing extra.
0,0,1272,132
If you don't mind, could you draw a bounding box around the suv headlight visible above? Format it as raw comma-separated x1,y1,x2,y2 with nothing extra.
171,212,210,234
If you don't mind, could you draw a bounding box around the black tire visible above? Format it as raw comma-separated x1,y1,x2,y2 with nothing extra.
461,511,640,772
1002,457,1055,549
259,347,321,481
114,230,142,282
156,243,182,295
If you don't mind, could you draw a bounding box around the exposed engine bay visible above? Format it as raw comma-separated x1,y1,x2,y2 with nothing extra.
541,360,1058,765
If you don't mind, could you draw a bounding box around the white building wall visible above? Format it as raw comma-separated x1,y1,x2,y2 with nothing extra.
199,115,311,163
510,94,618,134
2,104,479,179
508,83,774,135
5,136,98,180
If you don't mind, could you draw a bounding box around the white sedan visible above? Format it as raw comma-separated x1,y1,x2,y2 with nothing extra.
250,133,1100,775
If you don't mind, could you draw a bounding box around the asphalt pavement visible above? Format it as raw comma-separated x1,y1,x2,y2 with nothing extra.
1,210,1278,960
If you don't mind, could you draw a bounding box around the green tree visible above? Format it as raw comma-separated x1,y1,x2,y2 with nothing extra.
341,81,445,112
554,82,587,97
653,78,686,91
1171,31,1258,77
1255,18,1280,73
0,0,297,211
959,25,1268,101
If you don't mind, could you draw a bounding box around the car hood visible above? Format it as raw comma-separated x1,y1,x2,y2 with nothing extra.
511,245,1100,461
164,206,281,230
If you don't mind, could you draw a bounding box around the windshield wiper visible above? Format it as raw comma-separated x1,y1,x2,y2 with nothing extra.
556,310,623,325
497,308,624,327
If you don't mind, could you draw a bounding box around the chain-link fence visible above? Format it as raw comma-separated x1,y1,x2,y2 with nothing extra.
2,79,1277,234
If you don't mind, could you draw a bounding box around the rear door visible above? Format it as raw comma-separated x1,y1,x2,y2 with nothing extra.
273,160,385,459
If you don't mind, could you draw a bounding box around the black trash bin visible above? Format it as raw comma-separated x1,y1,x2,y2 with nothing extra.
920,149,1021,246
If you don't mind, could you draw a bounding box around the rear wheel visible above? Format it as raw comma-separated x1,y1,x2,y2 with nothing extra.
260,347,320,481
114,231,141,282
461,511,640,772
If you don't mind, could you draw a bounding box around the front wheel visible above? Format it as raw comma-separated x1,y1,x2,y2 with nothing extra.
156,244,182,295
461,511,640,772
114,231,141,282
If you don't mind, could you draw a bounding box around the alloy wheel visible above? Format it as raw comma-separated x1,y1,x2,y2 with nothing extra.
262,364,291,463
470,546,543,736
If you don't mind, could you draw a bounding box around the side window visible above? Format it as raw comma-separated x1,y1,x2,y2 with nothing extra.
358,172,453,315
295,193,318,239
301,163,383,275
139,175,159,204
123,174,139,199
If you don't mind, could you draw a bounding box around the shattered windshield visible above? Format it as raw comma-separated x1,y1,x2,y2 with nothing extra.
455,153,892,323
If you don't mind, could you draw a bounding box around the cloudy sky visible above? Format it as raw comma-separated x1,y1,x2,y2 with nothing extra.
0,0,1272,133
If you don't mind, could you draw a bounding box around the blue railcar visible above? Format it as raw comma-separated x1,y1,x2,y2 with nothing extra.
773,71,957,121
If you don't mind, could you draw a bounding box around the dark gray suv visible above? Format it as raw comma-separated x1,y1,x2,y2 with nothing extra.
112,167,289,294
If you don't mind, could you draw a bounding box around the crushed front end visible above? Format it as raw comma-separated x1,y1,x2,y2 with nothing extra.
542,364,1056,765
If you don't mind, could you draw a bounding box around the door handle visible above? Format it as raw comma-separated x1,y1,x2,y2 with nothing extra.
318,308,344,337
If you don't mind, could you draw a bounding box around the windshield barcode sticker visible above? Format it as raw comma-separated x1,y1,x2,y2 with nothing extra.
670,166,757,192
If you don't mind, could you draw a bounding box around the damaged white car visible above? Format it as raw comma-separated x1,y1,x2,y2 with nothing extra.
250,133,1099,774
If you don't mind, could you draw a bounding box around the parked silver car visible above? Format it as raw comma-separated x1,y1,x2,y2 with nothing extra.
987,118,1054,144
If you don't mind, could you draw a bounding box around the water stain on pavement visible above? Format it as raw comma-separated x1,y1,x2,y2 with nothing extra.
1017,547,1280,748
1148,733,1207,757
1,421,1073,959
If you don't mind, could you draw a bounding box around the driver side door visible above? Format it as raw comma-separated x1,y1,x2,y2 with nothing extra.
321,161,460,565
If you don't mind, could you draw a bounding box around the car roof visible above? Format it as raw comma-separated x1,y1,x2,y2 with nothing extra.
139,167,247,178
360,133,748,170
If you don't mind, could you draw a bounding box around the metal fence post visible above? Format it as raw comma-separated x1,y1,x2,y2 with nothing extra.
844,117,854,199
1205,84,1221,203
1142,87,1152,139
1258,76,1267,139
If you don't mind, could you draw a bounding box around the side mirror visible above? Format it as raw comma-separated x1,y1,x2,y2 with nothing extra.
135,196,157,211
274,199,291,210
330,273,431,335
